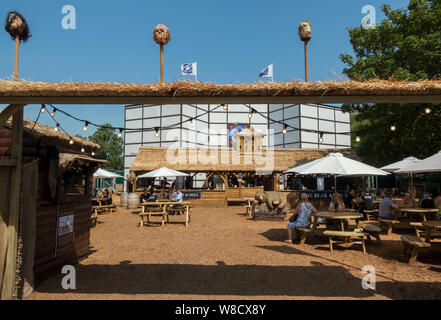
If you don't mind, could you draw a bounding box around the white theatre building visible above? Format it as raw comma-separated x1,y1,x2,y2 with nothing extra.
124,103,351,188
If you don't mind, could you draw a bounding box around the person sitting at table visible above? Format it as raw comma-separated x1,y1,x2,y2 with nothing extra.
328,193,345,212
342,189,356,210
140,189,151,203
379,190,400,220
285,193,317,243
433,190,441,220
103,188,112,205
421,191,435,209
358,188,374,215
326,193,346,229
168,189,183,215
147,192,158,202
400,192,414,207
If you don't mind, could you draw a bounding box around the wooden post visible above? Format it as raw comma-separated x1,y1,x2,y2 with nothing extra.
273,174,279,191
304,41,309,83
1,108,23,300
14,35,19,81
160,44,164,83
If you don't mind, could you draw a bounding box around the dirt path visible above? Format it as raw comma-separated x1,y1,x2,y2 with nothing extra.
26,200,441,300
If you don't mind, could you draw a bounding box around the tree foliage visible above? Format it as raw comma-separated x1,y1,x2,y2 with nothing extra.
340,0,441,166
88,124,124,171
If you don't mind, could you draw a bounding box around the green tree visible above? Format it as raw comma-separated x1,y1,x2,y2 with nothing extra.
340,0,441,166
88,124,124,170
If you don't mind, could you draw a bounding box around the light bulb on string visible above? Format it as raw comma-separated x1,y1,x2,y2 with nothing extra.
54,124,60,132
50,107,57,117
81,146,85,153
118,129,123,138
390,124,396,131
69,137,74,145
91,150,95,156
40,104,46,113
190,118,194,127
319,132,324,143
155,127,160,137
282,124,287,134
222,104,228,111
356,135,361,142
425,107,431,114
248,108,254,119
83,121,89,132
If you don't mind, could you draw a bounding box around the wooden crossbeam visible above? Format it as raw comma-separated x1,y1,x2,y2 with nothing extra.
0,104,26,128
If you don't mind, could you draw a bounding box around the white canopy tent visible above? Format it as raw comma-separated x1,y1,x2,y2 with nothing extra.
284,152,389,191
137,167,189,196
93,168,123,191
94,168,123,178
394,151,441,174
137,167,189,179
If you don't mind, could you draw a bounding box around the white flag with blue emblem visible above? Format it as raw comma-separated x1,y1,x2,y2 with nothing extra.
181,62,197,76
259,63,273,80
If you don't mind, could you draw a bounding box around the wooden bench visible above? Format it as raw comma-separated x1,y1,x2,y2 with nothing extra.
323,230,368,253
140,206,166,227
227,198,248,204
410,222,425,237
360,224,381,242
92,204,116,215
401,235,431,264
295,227,324,245
378,218,400,235
167,205,193,225
345,208,357,213
364,209,379,221
91,213,98,227
244,205,252,217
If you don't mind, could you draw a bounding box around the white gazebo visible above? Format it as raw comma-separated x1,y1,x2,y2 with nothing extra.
93,168,123,191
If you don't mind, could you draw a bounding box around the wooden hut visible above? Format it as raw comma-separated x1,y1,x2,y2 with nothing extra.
0,117,104,297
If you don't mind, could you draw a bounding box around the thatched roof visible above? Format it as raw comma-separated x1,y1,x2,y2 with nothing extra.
130,146,359,174
59,153,106,172
0,80,439,104
5,117,100,150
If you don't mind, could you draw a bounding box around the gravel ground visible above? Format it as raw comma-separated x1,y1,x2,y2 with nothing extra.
26,196,441,300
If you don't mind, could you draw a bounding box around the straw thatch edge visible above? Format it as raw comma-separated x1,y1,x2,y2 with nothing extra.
0,80,439,98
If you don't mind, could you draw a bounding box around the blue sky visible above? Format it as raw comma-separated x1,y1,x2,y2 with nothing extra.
0,0,409,136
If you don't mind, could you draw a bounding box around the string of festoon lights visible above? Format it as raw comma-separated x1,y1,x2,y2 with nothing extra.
37,103,436,154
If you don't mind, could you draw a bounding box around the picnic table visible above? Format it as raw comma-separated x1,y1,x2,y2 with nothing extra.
140,201,191,227
423,221,441,243
312,211,363,231
92,197,109,206
398,207,439,222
